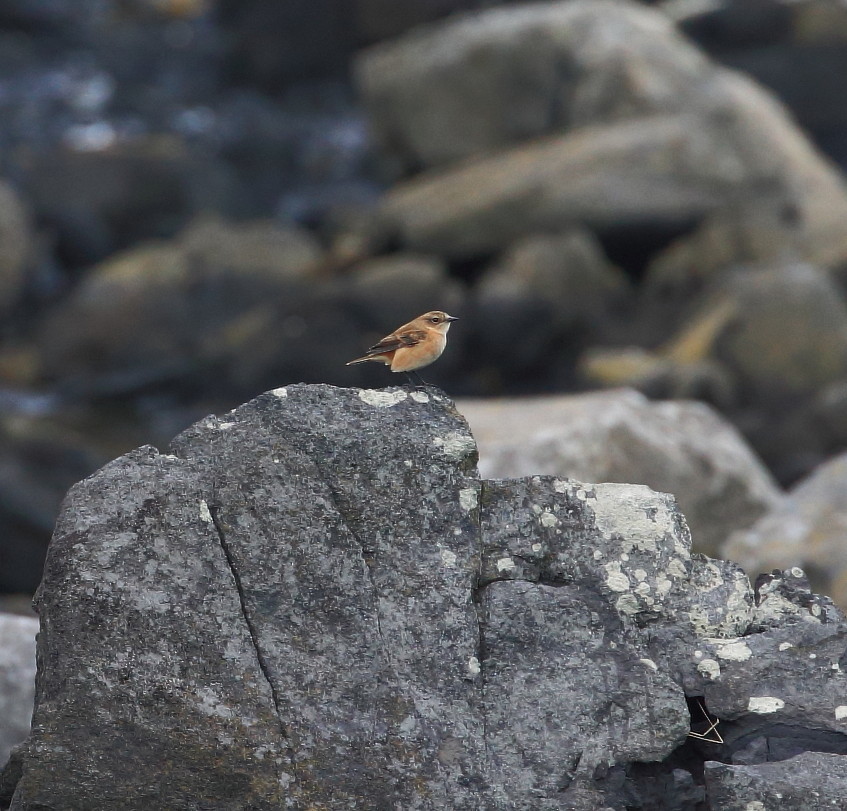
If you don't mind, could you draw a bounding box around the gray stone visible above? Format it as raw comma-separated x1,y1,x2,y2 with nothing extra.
704,752,847,810
36,215,325,395
471,230,629,374
7,384,847,809
459,388,782,556
712,264,847,400
0,614,37,769
356,0,711,169
363,0,847,276
724,450,847,608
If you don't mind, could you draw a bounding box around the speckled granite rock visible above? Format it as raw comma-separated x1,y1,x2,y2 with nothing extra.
4,385,847,809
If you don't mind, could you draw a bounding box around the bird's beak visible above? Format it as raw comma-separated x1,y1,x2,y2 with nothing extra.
446,315,459,322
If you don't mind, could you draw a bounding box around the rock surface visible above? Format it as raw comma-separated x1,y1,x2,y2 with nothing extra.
724,450,847,606
364,1,847,278
459,388,782,556
0,614,37,770
5,384,847,809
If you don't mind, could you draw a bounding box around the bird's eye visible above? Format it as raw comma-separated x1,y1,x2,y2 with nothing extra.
430,317,440,323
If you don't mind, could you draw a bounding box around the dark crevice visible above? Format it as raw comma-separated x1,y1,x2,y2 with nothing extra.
474,482,491,770
207,502,298,775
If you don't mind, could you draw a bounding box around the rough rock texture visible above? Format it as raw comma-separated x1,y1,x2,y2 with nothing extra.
459,388,782,556
704,752,847,810
0,614,37,769
724,450,847,606
5,384,847,809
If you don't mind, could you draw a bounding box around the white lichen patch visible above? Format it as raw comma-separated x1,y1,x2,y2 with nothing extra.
217,421,236,430
635,581,652,598
359,389,407,407
639,658,658,671
440,549,457,568
790,567,805,578
590,483,679,555
634,568,648,581
459,488,478,512
835,706,847,721
604,561,630,593
748,697,784,714
467,656,481,677
553,479,568,493
745,802,766,811
531,543,542,552
433,431,476,460
199,500,213,524
706,637,753,662
409,390,430,403
615,593,640,616
708,638,753,662
666,558,688,580
593,549,603,561
271,387,288,398
497,557,516,573
655,574,673,596
539,510,558,528
697,658,721,680
779,642,794,651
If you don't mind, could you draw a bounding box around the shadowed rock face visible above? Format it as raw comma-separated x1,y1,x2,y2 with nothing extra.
4,385,847,809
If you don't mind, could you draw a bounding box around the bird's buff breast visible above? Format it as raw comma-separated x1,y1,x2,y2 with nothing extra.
390,331,447,372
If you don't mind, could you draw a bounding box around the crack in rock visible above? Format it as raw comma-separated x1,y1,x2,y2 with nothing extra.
207,502,298,777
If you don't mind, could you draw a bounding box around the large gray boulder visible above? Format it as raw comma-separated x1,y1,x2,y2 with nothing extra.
0,614,38,770
361,1,847,274
459,388,782,557
356,0,711,170
4,384,847,809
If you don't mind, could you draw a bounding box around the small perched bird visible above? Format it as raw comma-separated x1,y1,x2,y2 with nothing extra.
346,310,459,384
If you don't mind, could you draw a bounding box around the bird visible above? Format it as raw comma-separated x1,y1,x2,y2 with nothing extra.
346,310,459,386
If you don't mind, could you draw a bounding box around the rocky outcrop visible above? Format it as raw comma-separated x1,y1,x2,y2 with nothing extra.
5,384,847,809
0,614,37,770
459,388,782,557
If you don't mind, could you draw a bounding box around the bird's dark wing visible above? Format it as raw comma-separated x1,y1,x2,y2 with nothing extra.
364,328,426,356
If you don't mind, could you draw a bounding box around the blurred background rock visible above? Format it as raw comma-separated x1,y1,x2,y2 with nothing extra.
2,0,847,605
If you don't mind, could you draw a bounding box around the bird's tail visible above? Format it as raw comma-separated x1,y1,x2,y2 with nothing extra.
345,356,373,366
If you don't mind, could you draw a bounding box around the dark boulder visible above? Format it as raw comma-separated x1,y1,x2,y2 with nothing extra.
5,384,847,808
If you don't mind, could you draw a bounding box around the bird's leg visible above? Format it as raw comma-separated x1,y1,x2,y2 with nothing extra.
404,371,428,389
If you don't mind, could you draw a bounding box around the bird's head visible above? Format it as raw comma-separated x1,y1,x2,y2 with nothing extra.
417,310,459,334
